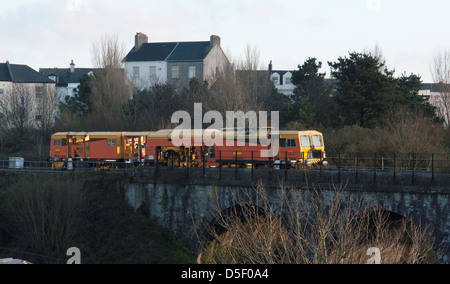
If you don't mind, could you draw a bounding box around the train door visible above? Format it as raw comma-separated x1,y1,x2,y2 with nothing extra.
68,133,88,160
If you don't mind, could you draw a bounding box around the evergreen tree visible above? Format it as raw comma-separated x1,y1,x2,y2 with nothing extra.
329,52,397,128
395,73,437,120
329,52,438,128
290,57,334,128
58,73,93,118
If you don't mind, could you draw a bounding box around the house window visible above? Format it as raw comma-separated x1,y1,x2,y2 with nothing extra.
172,66,180,79
132,66,140,81
272,76,279,85
35,86,44,99
149,66,157,80
189,66,196,79
0,89,4,96
285,77,291,85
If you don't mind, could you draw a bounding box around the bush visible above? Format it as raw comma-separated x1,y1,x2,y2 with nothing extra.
0,173,196,264
198,183,439,264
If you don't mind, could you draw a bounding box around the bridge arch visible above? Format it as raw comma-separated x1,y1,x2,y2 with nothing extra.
197,202,290,264
352,208,439,264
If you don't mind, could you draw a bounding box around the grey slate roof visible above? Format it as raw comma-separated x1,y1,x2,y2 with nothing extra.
39,67,97,87
166,42,212,61
0,62,54,83
421,83,450,92
125,41,212,62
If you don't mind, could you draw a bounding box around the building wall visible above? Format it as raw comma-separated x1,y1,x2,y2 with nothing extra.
0,82,57,129
203,44,230,84
419,89,450,126
125,61,168,89
0,81,13,96
167,61,204,89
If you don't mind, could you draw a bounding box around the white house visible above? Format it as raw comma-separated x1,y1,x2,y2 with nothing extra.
269,61,295,96
0,61,56,129
40,60,97,101
124,32,230,90
419,83,450,126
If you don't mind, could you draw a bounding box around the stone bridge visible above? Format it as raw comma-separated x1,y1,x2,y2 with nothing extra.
124,167,450,263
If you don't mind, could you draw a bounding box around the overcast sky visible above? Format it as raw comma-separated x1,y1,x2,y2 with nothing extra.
1,0,449,82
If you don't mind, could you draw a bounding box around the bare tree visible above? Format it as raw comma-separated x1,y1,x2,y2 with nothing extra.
431,49,450,126
207,44,275,116
88,34,134,130
0,83,35,140
92,33,127,69
34,85,59,160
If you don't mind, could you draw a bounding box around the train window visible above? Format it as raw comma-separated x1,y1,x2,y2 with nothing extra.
280,139,297,148
53,139,66,147
205,147,216,159
107,138,117,147
287,139,297,147
301,136,311,147
54,139,62,147
312,135,323,147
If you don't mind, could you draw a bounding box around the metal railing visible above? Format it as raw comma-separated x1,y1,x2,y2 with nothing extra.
0,160,138,174
3,152,450,185
325,153,450,185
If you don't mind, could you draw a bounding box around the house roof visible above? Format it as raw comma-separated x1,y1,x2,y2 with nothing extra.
0,62,54,83
39,67,97,87
421,83,450,92
125,41,213,62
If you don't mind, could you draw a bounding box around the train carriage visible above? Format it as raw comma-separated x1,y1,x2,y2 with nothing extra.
50,132,124,167
50,128,327,170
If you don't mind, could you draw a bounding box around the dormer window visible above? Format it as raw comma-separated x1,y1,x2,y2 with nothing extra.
285,77,291,85
272,76,279,85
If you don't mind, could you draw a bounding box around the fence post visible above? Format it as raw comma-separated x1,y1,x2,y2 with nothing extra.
432,153,435,185
393,153,396,184
235,150,238,180
355,154,359,183
219,151,222,180
285,151,288,181
251,151,254,181
187,150,190,179
154,152,158,183
374,153,377,185
203,149,206,178
412,153,415,185
338,153,341,184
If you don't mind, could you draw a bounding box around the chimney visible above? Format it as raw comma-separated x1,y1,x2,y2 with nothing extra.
70,60,75,73
135,32,148,51
210,35,221,47
269,60,273,74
